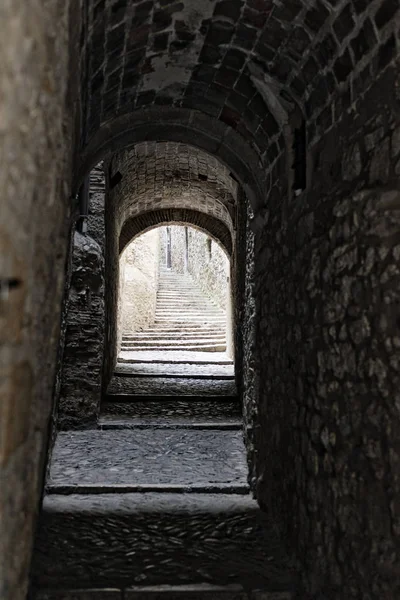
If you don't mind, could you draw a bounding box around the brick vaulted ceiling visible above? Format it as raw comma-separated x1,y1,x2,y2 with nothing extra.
110,141,238,253
80,0,398,159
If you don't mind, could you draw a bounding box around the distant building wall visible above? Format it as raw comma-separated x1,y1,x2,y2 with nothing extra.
119,229,160,333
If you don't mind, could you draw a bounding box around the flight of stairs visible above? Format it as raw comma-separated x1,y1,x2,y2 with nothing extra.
120,268,227,353
31,351,298,599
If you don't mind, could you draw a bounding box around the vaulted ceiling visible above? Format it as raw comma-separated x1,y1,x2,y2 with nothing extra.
79,0,392,157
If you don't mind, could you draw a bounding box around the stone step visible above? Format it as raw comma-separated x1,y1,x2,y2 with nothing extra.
154,317,226,323
155,307,219,312
155,310,224,314
45,429,250,491
157,289,211,293
118,351,233,365
152,324,226,329
121,339,226,348
157,287,203,292
32,492,297,592
156,290,217,295
106,376,237,397
122,332,226,339
153,317,224,322
156,300,218,306
34,584,294,599
121,339,226,346
122,331,226,337
154,310,224,316
155,301,215,304
114,362,235,378
157,288,212,292
122,335,226,341
100,398,240,426
120,341,227,349
121,345,227,353
135,326,226,333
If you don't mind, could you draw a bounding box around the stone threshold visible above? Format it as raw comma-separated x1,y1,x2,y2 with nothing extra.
46,483,250,495
114,370,235,380
34,584,293,599
98,420,241,430
106,393,238,402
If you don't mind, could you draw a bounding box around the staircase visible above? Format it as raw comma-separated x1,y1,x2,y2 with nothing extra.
120,268,227,353
31,346,298,599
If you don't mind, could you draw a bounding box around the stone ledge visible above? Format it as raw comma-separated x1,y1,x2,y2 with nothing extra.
33,493,296,591
34,586,294,599
35,591,120,600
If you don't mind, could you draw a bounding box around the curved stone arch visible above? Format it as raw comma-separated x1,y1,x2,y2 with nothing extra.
109,141,237,241
75,108,269,218
85,109,262,452
119,209,233,257
116,140,239,203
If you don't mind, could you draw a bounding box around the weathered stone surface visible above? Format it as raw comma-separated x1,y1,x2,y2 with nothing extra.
115,361,235,377
32,493,296,591
0,0,75,598
3,2,400,600
58,232,105,429
120,230,159,333
102,399,240,421
125,585,248,600
251,183,400,595
48,430,248,489
35,591,121,600
34,586,294,599
118,350,233,364
107,376,236,397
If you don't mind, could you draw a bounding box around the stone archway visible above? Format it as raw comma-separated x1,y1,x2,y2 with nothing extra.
119,210,233,257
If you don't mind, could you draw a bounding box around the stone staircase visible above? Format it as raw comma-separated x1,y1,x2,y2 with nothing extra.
31,356,298,599
120,268,227,353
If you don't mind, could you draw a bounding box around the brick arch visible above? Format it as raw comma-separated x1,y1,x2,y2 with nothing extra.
78,1,396,164
76,108,267,215
110,141,237,242
119,209,233,256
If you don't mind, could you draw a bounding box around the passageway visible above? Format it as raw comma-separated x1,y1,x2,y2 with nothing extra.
118,225,232,358
1,2,400,600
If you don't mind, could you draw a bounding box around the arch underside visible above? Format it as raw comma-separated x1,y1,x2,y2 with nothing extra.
119,208,233,256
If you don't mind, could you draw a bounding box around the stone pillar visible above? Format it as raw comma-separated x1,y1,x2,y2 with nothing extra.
57,164,106,429
58,232,104,429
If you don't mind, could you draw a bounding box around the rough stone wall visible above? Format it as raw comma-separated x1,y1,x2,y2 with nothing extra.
57,165,106,430
57,232,105,430
104,169,120,386
0,1,77,599
112,142,236,240
120,229,160,333
249,61,400,599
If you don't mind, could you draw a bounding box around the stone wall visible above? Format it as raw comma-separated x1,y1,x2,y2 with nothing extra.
248,62,400,599
120,229,160,334
0,1,78,598
57,164,106,430
163,225,230,310
57,232,105,429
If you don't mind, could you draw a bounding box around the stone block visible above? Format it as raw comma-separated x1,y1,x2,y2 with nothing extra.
125,584,247,599
35,591,121,599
